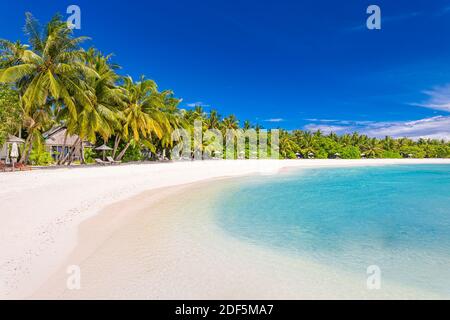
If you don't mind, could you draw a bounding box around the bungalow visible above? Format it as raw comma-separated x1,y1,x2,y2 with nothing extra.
43,127,92,161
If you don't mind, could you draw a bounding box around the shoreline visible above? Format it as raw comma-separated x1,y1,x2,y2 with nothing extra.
1,159,450,299
35,165,444,299
33,182,208,299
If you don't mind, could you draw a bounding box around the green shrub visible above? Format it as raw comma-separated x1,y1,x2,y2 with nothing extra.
122,145,143,162
83,148,95,164
29,148,54,165
315,149,328,159
340,146,361,159
435,146,450,158
285,151,297,159
400,146,426,158
381,150,402,158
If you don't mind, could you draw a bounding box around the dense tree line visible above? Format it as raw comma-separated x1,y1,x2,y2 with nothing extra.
0,13,449,165
279,130,450,159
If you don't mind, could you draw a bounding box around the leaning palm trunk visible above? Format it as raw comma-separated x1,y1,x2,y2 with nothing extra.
60,137,81,165
112,136,121,159
66,142,80,165
67,142,80,165
59,149,71,165
79,141,85,164
57,134,69,165
116,141,131,161
19,133,33,163
24,144,33,164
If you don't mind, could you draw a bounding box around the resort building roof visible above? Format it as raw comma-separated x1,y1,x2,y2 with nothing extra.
43,126,92,147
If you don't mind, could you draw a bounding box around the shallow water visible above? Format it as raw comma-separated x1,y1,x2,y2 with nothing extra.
214,165,450,297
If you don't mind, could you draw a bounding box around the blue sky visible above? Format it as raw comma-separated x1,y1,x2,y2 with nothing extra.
1,0,450,138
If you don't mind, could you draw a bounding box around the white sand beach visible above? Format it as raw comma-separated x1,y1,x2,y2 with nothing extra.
1,159,450,299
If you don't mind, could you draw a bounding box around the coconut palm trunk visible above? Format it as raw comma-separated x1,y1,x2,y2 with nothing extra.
19,133,33,163
112,135,121,159
68,138,82,165
68,141,81,165
80,141,85,164
57,134,69,165
116,141,131,161
60,137,81,165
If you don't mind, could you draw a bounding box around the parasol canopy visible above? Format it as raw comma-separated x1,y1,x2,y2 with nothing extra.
95,144,113,151
7,134,25,144
95,144,113,161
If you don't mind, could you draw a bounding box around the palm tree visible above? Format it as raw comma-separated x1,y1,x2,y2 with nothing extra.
221,114,239,131
0,40,29,68
59,48,124,164
339,134,352,147
363,138,381,158
313,129,323,139
184,105,206,126
114,76,168,161
279,129,298,158
350,132,360,145
0,13,96,163
152,89,185,159
356,134,369,149
382,136,396,151
398,137,413,148
293,131,316,157
206,109,221,129
328,132,339,142
243,120,252,130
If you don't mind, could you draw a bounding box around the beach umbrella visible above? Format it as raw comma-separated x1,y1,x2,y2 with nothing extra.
10,142,19,158
10,142,19,171
95,144,113,161
7,134,25,144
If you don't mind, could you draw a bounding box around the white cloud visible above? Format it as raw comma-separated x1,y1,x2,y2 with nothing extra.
364,116,450,140
305,119,374,125
303,118,338,122
304,116,450,140
411,84,450,112
264,118,284,122
186,101,210,108
304,83,450,139
303,124,350,134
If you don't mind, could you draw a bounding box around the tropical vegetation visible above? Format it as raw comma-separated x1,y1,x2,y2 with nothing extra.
0,13,449,165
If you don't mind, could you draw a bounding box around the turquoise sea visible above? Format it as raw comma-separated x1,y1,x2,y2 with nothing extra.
214,165,450,297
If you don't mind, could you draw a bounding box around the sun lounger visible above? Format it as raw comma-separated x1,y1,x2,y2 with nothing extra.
95,158,109,165
106,156,121,164
0,161,6,172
